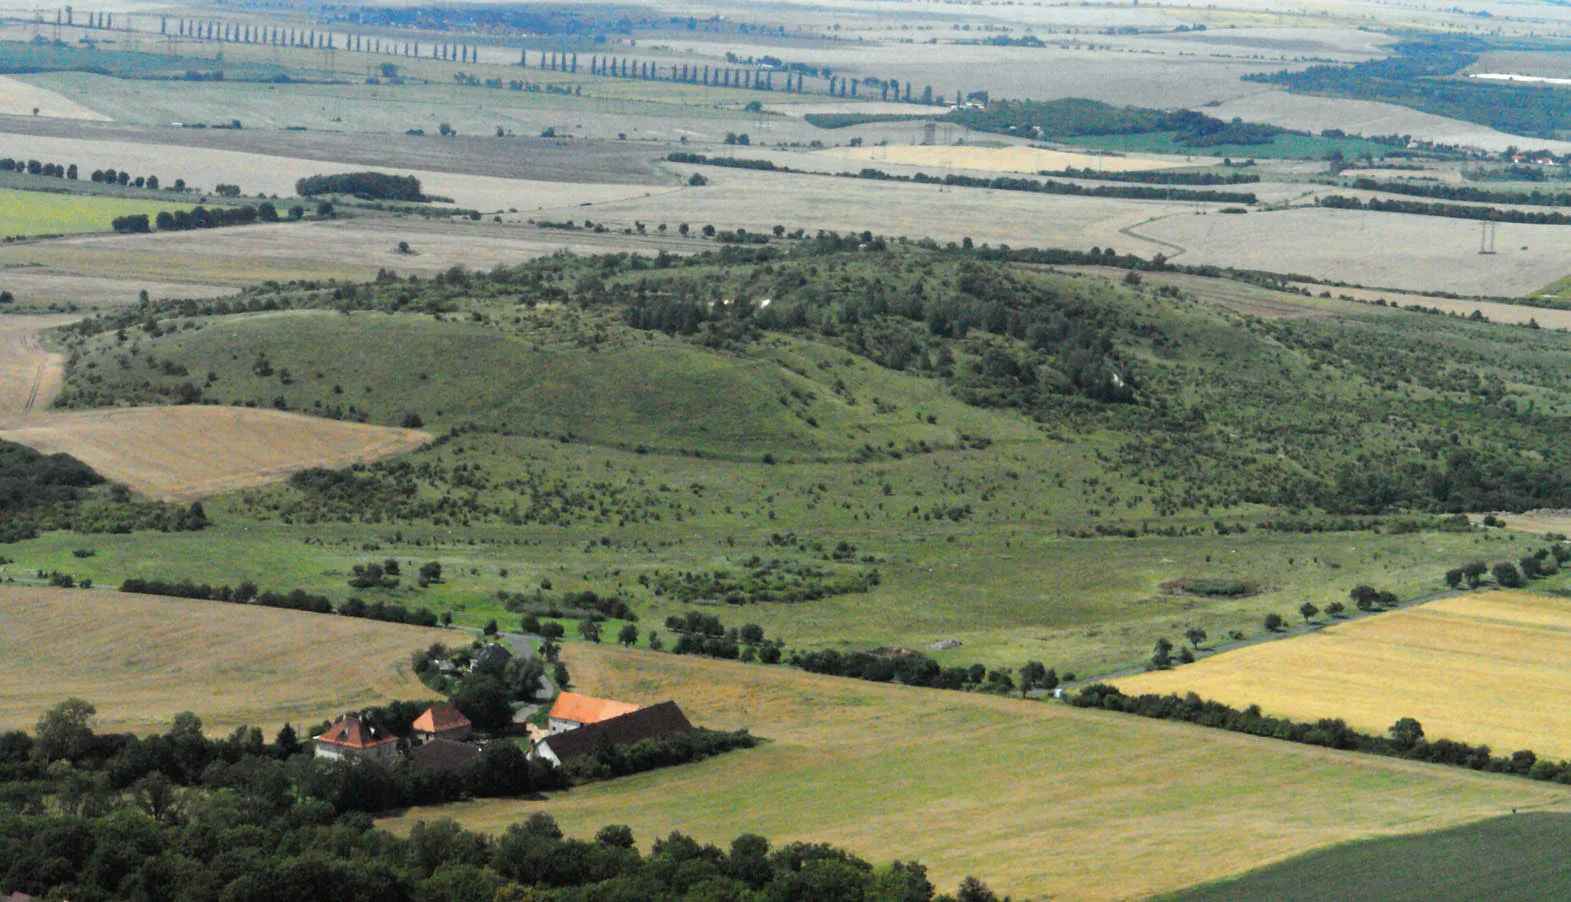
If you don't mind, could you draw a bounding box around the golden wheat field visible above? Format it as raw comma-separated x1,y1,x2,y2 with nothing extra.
0,406,431,501
1116,592,1571,759
0,587,442,735
383,642,1569,901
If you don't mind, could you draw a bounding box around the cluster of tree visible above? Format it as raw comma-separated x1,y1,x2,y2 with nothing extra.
566,728,759,782
414,641,548,729
0,441,206,541
666,151,782,171
645,559,880,605
11,697,565,818
802,112,929,129
791,647,1043,694
348,558,402,588
1318,194,1571,225
1351,176,1571,207
1443,544,1570,590
944,96,1289,147
856,167,1258,203
505,587,638,622
117,576,442,626
112,204,290,234
667,153,1258,203
1245,35,1571,140
89,168,169,189
295,171,427,202
1073,684,1571,784
0,158,76,179
1040,167,1261,185
660,611,784,662
0,721,1002,901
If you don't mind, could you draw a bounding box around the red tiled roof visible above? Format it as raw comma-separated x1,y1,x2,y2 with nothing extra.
549,692,640,725
314,715,398,749
412,702,471,734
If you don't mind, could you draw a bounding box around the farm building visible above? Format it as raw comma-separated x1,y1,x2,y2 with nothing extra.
548,691,641,734
472,644,512,671
411,702,472,742
313,714,401,764
407,738,482,775
533,701,693,767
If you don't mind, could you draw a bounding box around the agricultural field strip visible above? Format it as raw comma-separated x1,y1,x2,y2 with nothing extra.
0,586,440,735
0,113,666,185
385,643,1571,902
0,130,659,210
0,407,433,502
0,75,110,121
0,317,432,500
1115,592,1571,759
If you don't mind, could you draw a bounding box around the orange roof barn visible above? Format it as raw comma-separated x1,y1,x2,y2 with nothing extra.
549,691,640,726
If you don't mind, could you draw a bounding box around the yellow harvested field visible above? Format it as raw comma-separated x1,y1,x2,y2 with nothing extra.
0,314,72,426
0,586,440,735
0,406,431,501
0,75,111,121
812,143,1186,174
383,643,1569,901
1116,592,1571,759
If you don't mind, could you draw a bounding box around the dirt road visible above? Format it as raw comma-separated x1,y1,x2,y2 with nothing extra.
0,314,74,427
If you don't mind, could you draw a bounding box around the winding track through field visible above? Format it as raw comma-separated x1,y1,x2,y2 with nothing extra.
1118,212,1188,259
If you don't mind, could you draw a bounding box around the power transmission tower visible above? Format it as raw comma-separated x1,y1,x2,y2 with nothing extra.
1479,221,1497,255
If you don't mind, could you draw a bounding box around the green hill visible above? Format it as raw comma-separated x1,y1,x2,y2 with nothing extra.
33,240,1571,673
61,241,1571,515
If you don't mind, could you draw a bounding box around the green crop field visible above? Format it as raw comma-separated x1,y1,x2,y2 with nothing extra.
0,187,187,238
1165,813,1571,901
381,642,1571,902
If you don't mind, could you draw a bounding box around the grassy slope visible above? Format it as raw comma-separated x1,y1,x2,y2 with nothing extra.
1164,813,1571,901
382,642,1571,902
34,249,1571,674
0,585,440,734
